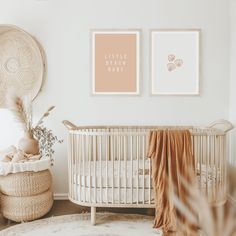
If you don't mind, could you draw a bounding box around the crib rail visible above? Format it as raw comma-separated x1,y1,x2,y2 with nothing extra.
64,120,233,209
63,120,233,134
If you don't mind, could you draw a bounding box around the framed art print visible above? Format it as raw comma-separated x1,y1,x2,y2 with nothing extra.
151,30,200,95
92,30,140,95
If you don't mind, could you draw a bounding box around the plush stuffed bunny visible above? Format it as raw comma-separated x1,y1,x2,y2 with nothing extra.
0,146,17,162
0,145,41,163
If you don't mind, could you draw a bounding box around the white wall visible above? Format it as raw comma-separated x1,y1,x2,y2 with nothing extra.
0,0,230,196
229,0,236,165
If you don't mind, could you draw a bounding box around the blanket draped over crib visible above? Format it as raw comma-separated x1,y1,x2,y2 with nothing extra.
148,130,196,233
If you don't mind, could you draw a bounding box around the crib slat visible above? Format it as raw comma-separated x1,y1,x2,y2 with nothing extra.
93,134,97,203
74,134,77,201
70,134,73,200
136,132,139,205
88,133,91,203
78,134,80,201
74,134,77,200
83,134,86,202
196,133,199,178
223,135,227,198
220,135,223,198
148,133,151,204
106,132,109,204
68,134,70,198
142,135,145,204
213,135,216,201
99,134,102,203
124,134,127,204
131,135,133,204
209,135,213,201
192,134,197,175
200,133,203,191
111,135,114,204
210,134,214,202
118,133,121,204
220,136,223,202
206,135,209,197
72,134,75,200
216,135,220,198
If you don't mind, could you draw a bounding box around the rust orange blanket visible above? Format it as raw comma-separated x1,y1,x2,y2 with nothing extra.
148,130,195,233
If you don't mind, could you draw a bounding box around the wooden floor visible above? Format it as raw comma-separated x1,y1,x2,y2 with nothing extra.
0,200,155,231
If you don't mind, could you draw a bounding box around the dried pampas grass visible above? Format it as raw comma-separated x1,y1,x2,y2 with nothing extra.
172,171,236,236
35,105,55,127
7,93,32,134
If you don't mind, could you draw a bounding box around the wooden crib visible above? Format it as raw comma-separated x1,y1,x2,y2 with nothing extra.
63,119,234,225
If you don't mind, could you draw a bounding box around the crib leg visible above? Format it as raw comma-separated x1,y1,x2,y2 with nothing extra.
91,207,96,225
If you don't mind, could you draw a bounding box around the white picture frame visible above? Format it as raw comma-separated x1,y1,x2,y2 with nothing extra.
150,29,200,95
91,30,140,95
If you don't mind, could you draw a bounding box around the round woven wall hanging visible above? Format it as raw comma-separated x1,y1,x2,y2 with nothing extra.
0,25,46,107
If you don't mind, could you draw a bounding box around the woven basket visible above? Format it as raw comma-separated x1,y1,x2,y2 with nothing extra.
1,189,53,222
0,170,52,197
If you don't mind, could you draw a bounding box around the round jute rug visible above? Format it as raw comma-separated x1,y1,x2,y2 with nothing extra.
0,213,162,236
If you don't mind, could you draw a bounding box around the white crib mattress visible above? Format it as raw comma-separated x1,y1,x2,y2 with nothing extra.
72,160,220,189
71,160,220,204
73,159,151,188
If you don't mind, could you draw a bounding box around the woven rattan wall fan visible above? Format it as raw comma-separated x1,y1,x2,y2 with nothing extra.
0,25,46,107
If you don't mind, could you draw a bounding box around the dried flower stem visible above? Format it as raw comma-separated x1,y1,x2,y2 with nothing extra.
7,94,32,134
35,106,55,127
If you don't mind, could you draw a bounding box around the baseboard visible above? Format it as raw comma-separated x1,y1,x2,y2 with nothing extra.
54,193,69,200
